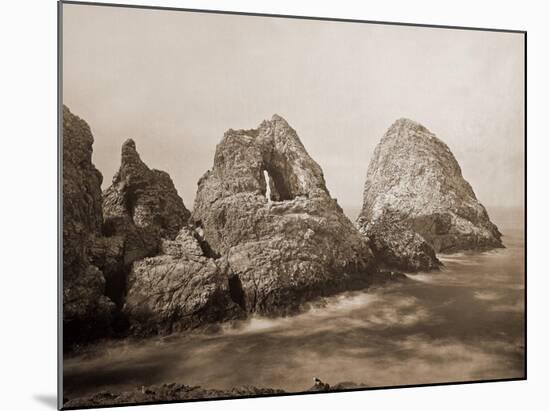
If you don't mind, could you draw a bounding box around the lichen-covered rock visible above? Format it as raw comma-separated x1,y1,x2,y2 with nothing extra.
123,227,245,335
357,118,503,271
100,139,191,305
62,105,115,345
192,115,377,316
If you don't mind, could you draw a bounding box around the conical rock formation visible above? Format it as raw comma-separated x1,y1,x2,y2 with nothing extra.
357,118,503,271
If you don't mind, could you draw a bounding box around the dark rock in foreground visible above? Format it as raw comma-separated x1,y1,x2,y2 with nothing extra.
308,377,369,392
62,105,115,346
357,118,503,271
192,115,378,316
63,383,285,408
64,379,369,408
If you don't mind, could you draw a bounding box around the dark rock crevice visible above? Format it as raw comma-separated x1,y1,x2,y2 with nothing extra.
191,227,220,259
103,264,130,308
227,274,247,311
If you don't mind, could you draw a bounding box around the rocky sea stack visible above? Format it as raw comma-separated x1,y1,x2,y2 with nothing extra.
100,138,191,307
192,115,378,316
63,106,236,343
62,108,382,342
357,118,503,271
62,106,115,346
99,138,243,335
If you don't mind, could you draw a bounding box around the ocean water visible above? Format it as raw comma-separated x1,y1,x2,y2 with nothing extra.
64,208,525,398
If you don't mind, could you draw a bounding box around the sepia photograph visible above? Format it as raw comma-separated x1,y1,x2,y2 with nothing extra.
59,2,525,409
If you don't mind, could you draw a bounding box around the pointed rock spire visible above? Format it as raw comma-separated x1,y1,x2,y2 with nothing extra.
104,139,190,239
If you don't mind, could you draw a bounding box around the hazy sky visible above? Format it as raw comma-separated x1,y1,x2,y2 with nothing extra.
62,4,525,214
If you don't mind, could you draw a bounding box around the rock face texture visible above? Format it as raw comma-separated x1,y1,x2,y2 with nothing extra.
63,112,246,340
63,379,368,408
123,227,245,335
101,139,191,306
192,115,377,316
357,118,503,271
63,383,285,408
62,105,115,345
99,139,243,335
358,221,441,272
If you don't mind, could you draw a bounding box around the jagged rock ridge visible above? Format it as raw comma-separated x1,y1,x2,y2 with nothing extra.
357,118,503,271
100,139,191,306
63,107,220,343
192,114,378,316
62,105,115,345
99,139,244,335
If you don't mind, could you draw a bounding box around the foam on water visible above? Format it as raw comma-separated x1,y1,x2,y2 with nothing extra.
63,209,525,399
222,291,380,335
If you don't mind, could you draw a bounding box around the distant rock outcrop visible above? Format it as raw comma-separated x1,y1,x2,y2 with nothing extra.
357,118,503,271
192,115,377,316
100,139,191,306
62,105,115,345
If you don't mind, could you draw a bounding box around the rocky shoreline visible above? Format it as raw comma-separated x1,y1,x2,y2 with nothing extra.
63,379,367,408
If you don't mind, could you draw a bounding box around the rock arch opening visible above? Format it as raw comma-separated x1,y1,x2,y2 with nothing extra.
263,170,273,202
261,160,300,202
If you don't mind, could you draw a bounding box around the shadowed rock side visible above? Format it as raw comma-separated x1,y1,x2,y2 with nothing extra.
192,115,378,316
62,105,115,345
99,139,191,307
358,221,441,272
357,118,503,271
